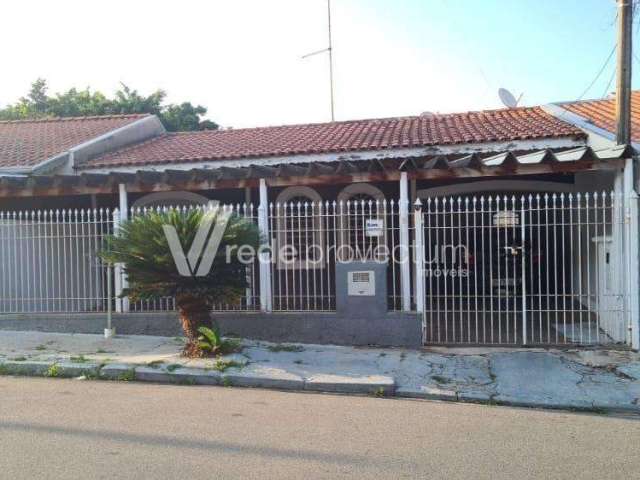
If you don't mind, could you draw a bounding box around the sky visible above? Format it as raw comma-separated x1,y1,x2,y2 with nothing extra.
0,0,636,128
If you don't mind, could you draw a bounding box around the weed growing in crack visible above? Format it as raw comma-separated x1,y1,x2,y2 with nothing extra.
70,355,89,364
117,369,135,381
213,359,245,372
373,387,386,398
267,344,304,353
431,375,451,384
146,360,165,369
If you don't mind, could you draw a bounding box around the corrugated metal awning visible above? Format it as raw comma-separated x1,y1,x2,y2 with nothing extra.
0,145,633,198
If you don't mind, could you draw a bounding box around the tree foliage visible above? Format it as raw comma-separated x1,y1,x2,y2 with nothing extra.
0,79,218,132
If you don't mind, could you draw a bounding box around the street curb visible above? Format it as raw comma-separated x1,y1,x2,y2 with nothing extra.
396,386,457,401
304,374,395,395
1,359,638,413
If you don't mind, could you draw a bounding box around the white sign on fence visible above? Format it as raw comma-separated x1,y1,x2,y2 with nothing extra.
365,219,384,237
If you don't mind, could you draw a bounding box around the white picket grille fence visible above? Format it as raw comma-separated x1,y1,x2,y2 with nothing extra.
0,200,407,314
0,209,113,313
267,199,406,311
416,192,632,347
0,192,634,347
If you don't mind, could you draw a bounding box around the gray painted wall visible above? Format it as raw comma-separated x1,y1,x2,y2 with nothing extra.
0,311,423,348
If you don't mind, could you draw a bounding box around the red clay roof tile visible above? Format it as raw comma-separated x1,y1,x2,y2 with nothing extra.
82,106,584,170
561,91,640,142
0,114,148,169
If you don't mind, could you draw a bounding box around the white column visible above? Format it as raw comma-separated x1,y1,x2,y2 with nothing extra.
399,172,412,311
114,183,129,313
413,199,425,316
623,158,640,349
258,179,273,312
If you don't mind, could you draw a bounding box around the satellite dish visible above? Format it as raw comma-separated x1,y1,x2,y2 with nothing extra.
498,88,521,108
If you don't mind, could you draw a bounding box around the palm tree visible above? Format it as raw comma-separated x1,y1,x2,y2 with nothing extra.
101,206,260,357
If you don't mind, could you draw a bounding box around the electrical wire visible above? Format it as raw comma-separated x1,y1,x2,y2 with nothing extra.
574,45,617,103
601,68,616,99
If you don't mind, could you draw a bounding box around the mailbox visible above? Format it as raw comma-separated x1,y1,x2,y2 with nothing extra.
335,261,387,315
347,270,375,296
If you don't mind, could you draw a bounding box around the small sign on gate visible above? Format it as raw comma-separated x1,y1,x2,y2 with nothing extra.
493,210,519,227
365,218,384,237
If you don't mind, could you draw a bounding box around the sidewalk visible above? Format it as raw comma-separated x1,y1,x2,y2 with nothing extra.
1,330,639,413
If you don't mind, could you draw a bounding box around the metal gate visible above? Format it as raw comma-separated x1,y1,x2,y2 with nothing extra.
417,192,631,347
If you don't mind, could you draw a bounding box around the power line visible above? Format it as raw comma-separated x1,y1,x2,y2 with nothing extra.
601,67,616,98
575,45,617,102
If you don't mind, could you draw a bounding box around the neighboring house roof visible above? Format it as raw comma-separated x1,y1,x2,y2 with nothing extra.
0,114,149,170
81,106,585,170
559,90,640,142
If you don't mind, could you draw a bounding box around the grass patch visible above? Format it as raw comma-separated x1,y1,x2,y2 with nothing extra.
0,364,8,375
219,338,243,355
267,344,304,353
10,356,27,362
95,348,113,354
213,359,245,373
373,387,386,398
34,344,47,351
45,364,60,378
222,377,233,387
146,360,165,369
431,375,452,384
166,364,182,373
117,369,135,382
70,355,89,364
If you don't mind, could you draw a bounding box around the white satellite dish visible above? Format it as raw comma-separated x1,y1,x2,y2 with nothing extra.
498,88,522,108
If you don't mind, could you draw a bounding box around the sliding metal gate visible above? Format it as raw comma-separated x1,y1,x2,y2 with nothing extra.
418,192,631,347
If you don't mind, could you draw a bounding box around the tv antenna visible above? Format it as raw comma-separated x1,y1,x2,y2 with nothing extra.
498,87,524,108
302,0,335,121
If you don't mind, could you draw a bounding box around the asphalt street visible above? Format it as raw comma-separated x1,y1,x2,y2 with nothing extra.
0,377,638,479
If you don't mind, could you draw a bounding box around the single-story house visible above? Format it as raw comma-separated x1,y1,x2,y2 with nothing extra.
0,93,638,350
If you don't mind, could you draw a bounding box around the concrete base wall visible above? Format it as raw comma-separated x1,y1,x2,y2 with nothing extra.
215,312,422,348
0,311,422,348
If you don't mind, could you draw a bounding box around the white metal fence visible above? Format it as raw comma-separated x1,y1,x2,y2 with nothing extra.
0,209,112,313
0,200,407,314
416,192,632,346
0,192,634,348
268,199,406,311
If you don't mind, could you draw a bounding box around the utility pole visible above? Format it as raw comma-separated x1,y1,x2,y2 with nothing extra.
616,0,633,145
616,0,640,351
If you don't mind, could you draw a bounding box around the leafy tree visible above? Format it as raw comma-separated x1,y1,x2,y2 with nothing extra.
0,79,218,131
101,208,259,357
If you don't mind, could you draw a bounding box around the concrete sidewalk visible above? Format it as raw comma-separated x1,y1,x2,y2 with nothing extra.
0,330,639,412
